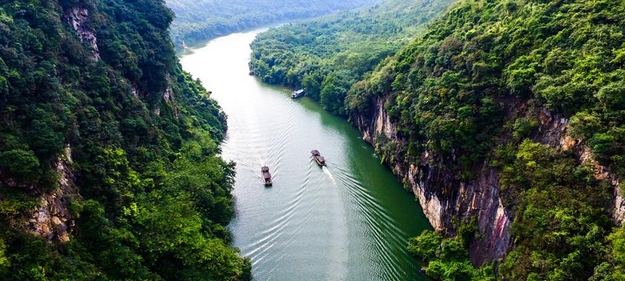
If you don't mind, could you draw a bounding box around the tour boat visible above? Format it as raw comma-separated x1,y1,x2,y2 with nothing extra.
311,150,326,166
291,89,304,99
261,166,272,186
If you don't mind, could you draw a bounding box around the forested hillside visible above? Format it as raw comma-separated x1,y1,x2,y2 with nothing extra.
248,0,455,115
344,0,625,280
249,0,625,279
166,0,381,49
0,0,250,280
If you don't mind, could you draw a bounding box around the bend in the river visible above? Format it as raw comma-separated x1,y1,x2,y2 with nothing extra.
179,29,432,281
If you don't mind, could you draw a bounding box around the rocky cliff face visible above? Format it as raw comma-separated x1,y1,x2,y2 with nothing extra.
615,187,625,224
353,96,623,266
23,4,98,244
353,96,513,266
65,6,100,61
532,108,623,226
27,145,77,243
163,86,179,117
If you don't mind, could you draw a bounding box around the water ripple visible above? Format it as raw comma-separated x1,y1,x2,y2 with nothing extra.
181,29,431,281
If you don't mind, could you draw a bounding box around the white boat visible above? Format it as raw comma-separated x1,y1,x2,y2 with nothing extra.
291,89,304,99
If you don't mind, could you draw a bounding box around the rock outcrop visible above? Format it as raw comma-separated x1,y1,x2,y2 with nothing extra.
28,145,77,243
353,95,622,266
533,109,624,226
163,86,179,117
65,6,100,61
353,96,513,266
615,187,625,225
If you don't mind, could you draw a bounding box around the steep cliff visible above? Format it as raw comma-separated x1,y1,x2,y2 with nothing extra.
64,6,100,61
27,145,77,243
355,94,623,266
354,95,513,266
347,0,625,279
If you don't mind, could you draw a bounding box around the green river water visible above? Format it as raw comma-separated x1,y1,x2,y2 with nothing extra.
179,29,432,281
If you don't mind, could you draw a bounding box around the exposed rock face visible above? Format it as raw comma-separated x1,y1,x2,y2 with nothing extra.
400,156,514,266
163,87,179,117
28,145,77,243
534,109,624,226
354,96,513,266
352,96,622,266
65,6,100,61
132,85,139,97
615,187,625,225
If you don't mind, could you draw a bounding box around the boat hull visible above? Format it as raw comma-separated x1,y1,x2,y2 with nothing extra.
291,89,304,99
262,166,272,185
311,150,326,166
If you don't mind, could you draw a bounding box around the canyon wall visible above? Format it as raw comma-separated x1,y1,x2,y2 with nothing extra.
353,96,623,266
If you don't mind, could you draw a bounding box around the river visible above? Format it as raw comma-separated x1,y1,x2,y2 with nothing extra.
179,29,432,281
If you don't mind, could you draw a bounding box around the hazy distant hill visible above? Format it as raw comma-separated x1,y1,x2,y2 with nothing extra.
248,0,455,115
166,0,381,48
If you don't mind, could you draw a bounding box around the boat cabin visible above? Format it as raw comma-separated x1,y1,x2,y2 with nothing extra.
261,166,272,186
311,150,326,166
291,89,304,99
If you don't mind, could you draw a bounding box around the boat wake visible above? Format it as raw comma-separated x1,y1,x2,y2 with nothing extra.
322,166,336,185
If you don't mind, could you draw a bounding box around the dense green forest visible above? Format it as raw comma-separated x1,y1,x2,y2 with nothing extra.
349,0,625,280
0,0,250,280
166,0,381,49
248,0,455,116
251,0,625,279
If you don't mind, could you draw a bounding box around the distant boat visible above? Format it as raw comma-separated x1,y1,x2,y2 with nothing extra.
311,150,326,166
291,89,304,99
261,166,272,186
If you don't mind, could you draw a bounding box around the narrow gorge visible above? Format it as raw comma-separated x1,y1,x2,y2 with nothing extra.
247,0,625,278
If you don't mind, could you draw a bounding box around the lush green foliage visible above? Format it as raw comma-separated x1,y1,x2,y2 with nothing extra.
408,226,495,281
350,0,625,279
0,0,249,280
248,0,455,115
603,227,625,280
497,141,614,280
249,0,625,278
349,0,625,175
166,0,381,49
